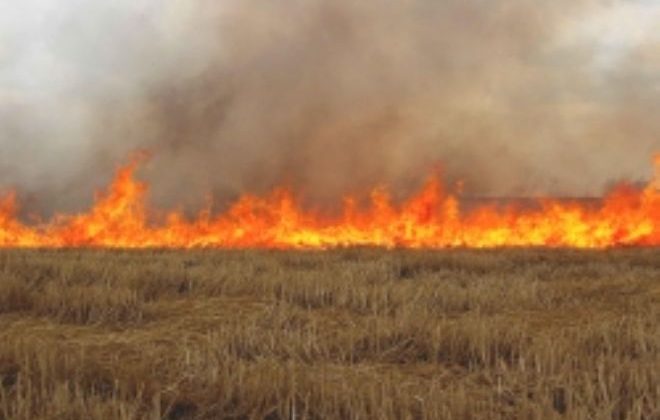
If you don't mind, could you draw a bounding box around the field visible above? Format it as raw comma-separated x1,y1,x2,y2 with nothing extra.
0,249,658,419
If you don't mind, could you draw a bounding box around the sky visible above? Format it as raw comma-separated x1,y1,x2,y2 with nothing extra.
0,0,659,213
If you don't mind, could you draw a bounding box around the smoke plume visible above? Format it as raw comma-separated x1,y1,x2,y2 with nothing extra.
1,0,659,214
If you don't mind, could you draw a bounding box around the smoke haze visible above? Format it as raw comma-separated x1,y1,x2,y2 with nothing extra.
1,0,659,214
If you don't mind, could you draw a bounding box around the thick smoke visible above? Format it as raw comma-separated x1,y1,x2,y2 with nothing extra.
1,0,659,214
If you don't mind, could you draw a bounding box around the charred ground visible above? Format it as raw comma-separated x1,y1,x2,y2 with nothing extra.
0,248,659,419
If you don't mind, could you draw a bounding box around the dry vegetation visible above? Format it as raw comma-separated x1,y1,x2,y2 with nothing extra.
0,248,658,419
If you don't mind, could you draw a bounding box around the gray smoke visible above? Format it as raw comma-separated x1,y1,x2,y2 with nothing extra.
1,0,659,215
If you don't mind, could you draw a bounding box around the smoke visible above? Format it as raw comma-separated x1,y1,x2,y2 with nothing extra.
1,0,659,214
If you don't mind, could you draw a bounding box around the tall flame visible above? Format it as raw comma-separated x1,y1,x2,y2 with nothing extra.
1,154,658,249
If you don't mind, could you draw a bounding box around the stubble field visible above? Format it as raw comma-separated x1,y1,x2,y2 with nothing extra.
0,248,658,419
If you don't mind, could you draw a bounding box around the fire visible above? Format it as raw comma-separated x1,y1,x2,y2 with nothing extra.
1,155,659,249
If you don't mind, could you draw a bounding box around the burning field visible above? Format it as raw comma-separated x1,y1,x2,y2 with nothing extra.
1,0,660,419
1,165,658,420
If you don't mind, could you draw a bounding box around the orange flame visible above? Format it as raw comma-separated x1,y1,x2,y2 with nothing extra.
1,154,658,249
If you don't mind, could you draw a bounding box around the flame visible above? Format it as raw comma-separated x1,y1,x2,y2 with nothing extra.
1,154,658,249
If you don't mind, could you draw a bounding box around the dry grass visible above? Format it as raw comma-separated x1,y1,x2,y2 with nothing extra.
0,248,658,419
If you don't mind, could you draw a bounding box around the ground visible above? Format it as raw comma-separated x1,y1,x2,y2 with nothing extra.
0,248,658,419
